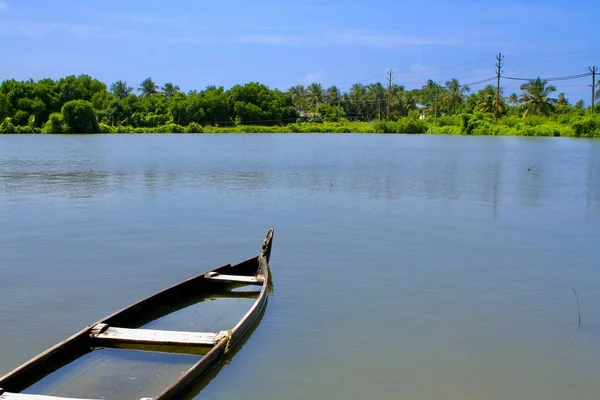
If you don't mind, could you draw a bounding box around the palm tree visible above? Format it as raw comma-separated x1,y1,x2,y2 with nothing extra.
387,85,411,118
138,77,158,97
307,82,324,108
475,85,504,114
287,85,309,110
110,81,133,99
366,83,386,119
518,77,557,116
444,78,470,114
557,93,569,106
507,93,519,106
325,85,341,104
161,82,180,99
346,83,368,119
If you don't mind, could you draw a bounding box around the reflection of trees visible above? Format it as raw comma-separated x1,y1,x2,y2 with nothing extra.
2,138,599,219
586,148,600,220
0,171,110,199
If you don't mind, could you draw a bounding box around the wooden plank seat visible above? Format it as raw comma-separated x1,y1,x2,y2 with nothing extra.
89,324,226,347
203,271,264,285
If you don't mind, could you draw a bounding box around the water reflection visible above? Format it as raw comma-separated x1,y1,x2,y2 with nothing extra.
0,136,599,217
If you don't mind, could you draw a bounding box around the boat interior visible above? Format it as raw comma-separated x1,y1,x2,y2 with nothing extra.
0,244,272,400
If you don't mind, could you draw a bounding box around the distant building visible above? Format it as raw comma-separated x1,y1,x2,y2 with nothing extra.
298,110,316,122
415,103,429,120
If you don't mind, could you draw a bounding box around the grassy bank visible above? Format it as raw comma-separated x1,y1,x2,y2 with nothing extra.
2,114,600,138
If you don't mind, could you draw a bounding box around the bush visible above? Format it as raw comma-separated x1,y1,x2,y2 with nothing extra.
522,115,550,127
397,118,427,133
116,125,136,133
373,119,426,134
156,123,185,133
0,119,18,134
15,125,38,134
12,110,30,126
186,122,204,133
498,116,522,128
433,115,462,127
99,123,115,133
517,123,574,137
428,125,462,135
572,115,600,138
42,113,66,134
131,112,169,128
62,100,100,133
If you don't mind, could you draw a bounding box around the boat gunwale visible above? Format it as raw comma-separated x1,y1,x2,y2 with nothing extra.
153,228,273,400
0,228,274,400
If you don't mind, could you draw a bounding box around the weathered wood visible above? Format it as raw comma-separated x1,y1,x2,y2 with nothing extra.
0,228,274,400
90,325,219,347
155,230,273,400
204,272,264,285
0,392,99,400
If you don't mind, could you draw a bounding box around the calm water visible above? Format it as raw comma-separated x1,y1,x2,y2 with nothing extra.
1,134,599,400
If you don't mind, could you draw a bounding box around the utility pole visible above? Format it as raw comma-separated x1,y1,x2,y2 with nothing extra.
495,52,504,123
386,69,394,121
590,66,597,113
434,82,441,118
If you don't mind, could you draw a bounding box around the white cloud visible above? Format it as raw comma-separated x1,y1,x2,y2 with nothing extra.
0,21,142,40
329,30,459,50
409,63,434,74
163,29,464,51
297,70,324,86
236,34,306,46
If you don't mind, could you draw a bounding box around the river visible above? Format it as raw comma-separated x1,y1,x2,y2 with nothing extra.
1,134,599,399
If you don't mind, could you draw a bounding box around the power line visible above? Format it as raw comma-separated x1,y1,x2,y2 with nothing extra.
503,73,592,81
507,55,600,66
461,76,496,87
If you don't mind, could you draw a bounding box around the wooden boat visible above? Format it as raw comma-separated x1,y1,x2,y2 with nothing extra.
0,228,274,400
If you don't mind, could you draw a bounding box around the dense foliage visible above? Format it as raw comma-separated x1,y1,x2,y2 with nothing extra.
1,75,599,137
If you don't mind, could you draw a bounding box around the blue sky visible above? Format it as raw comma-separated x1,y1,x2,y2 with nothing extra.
0,0,597,103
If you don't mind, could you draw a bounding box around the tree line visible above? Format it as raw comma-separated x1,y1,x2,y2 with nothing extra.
0,74,598,135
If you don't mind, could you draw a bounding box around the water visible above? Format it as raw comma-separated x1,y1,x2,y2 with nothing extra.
1,134,599,400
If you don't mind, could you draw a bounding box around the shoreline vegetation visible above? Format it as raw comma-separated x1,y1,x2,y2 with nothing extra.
1,75,599,137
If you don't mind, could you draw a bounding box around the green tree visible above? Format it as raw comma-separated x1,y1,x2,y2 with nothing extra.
365,83,386,120
42,113,66,133
202,86,231,125
557,93,569,106
307,83,324,108
57,75,106,105
507,93,519,106
161,82,180,99
443,78,470,114
138,78,158,97
0,93,9,120
61,100,100,133
518,77,557,116
475,85,505,114
344,83,368,120
325,86,341,104
110,81,134,99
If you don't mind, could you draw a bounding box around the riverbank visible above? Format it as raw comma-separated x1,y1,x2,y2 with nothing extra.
2,114,600,137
